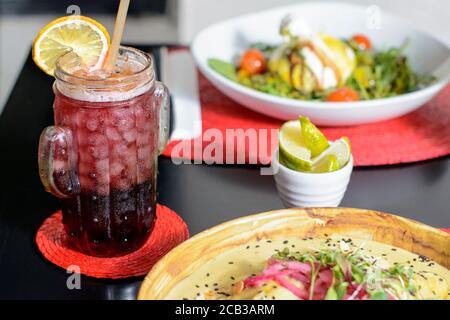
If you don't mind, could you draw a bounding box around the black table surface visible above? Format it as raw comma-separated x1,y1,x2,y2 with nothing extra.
0,45,449,300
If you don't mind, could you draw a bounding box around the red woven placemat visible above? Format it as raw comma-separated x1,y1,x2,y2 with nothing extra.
36,204,189,279
163,72,450,166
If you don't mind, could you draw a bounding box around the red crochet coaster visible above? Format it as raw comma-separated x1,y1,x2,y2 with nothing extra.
36,204,189,279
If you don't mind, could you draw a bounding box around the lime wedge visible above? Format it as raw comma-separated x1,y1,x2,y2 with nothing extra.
278,120,312,171
299,116,330,158
312,154,340,173
312,137,351,171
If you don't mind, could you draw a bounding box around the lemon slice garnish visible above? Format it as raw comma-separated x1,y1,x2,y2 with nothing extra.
32,16,110,76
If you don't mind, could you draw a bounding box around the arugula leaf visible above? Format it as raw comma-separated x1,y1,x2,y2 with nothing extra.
335,254,351,279
352,266,364,283
336,282,349,300
208,58,238,81
370,290,388,300
346,41,434,100
325,286,338,300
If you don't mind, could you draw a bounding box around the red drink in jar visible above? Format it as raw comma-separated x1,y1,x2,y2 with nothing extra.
38,47,169,257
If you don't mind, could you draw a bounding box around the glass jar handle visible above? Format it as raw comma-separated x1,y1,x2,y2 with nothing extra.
154,81,170,155
38,126,80,198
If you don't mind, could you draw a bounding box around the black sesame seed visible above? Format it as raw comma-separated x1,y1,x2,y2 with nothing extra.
206,273,210,277
283,240,288,244
228,261,234,264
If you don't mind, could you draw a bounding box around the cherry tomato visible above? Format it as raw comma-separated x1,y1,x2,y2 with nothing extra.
326,87,360,102
239,49,266,75
351,34,372,50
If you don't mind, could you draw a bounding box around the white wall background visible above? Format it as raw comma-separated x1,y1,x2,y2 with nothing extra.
176,0,450,44
1,0,449,113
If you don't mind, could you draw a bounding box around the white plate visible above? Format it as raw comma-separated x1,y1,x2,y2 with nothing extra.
191,2,450,126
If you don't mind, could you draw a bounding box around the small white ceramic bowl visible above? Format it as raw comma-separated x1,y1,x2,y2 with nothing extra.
272,148,353,208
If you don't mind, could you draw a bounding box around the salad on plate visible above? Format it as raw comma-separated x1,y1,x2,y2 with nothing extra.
208,15,434,102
